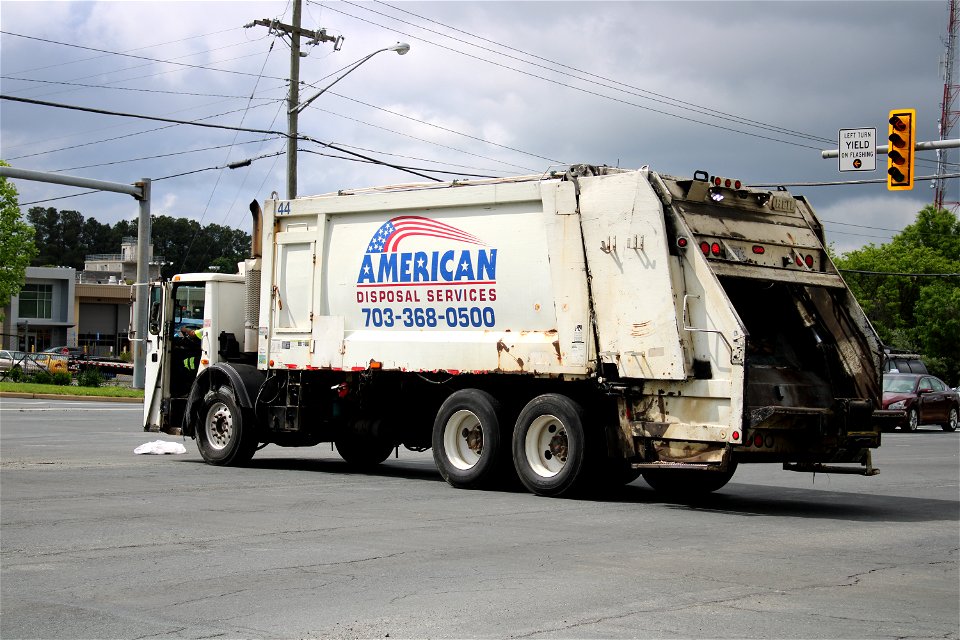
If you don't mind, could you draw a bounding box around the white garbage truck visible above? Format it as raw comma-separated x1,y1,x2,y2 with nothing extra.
144,165,898,496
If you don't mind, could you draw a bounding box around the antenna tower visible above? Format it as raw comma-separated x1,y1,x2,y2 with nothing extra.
934,0,959,212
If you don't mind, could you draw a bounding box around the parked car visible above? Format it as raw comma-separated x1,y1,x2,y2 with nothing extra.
882,373,959,432
42,346,87,358
0,350,66,375
883,350,929,374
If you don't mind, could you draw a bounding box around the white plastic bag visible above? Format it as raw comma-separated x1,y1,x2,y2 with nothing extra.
134,440,187,455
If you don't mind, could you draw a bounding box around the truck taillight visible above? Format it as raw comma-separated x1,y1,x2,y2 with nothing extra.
711,176,742,190
711,242,721,256
700,241,710,256
804,254,814,268
676,236,689,249
752,245,765,255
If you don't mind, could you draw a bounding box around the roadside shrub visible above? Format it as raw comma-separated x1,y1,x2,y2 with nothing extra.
76,367,104,388
31,370,53,385
51,371,72,386
8,366,25,382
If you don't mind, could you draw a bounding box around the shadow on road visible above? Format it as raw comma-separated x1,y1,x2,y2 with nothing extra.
175,454,958,524
605,482,960,524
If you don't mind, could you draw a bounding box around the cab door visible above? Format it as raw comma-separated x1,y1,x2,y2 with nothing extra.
143,281,174,432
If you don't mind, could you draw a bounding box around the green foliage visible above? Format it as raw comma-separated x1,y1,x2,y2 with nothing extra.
30,369,53,385
0,160,39,320
50,371,73,386
8,365,25,382
119,350,132,363
26,207,250,278
76,367,104,388
835,205,960,384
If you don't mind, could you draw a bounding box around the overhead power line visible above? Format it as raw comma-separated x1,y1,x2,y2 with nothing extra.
0,94,446,183
315,2,827,151
0,30,288,82
0,75,279,100
5,26,240,75
49,137,284,172
356,0,831,146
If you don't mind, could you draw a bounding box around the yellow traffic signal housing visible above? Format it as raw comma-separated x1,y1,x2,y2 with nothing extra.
887,109,915,191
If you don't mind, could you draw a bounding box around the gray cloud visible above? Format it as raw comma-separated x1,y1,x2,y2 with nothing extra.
1,1,951,250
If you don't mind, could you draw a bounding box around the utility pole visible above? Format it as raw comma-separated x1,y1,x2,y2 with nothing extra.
246,0,342,199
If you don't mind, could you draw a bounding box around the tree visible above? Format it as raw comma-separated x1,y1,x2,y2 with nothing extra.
0,161,39,322
835,205,960,385
27,206,89,269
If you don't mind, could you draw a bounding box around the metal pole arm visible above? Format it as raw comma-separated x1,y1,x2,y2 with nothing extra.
821,138,960,159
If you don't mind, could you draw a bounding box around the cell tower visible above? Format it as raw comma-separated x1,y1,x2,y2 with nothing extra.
934,0,958,212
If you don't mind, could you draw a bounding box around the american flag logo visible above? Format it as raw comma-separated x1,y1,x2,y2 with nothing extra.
366,216,485,253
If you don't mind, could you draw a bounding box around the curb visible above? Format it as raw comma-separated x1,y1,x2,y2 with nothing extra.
0,392,143,404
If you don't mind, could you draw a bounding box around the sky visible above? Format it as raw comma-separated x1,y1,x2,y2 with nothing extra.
0,0,955,255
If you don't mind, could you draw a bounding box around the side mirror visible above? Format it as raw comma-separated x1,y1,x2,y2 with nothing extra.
148,301,161,335
918,387,933,395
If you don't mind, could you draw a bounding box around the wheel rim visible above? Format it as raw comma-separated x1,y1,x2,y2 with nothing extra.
908,409,918,431
524,414,567,478
204,401,234,451
950,409,958,430
443,409,483,470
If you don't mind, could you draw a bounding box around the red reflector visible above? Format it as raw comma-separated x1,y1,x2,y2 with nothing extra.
700,241,710,255
752,245,765,254
732,431,740,440
677,237,688,248
734,180,742,189
724,178,732,188
714,177,722,186
805,254,814,267
711,242,721,256
795,255,803,266
754,434,763,447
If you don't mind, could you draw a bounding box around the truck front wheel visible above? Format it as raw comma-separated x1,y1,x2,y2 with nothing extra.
197,386,258,466
432,389,510,489
512,394,594,497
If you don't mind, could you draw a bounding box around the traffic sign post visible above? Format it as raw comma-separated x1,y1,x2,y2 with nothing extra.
838,128,876,172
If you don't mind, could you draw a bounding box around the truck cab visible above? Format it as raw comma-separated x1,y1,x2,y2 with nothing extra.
144,273,247,435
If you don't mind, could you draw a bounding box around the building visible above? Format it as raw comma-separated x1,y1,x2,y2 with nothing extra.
74,282,133,357
81,236,162,284
1,267,76,352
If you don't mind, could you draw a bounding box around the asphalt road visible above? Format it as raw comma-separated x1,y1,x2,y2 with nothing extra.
1,397,957,639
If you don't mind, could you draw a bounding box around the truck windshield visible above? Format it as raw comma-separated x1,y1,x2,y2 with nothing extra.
173,285,205,330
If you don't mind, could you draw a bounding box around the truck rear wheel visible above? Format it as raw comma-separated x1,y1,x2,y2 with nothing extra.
432,389,510,489
197,386,258,466
641,464,738,496
512,393,594,497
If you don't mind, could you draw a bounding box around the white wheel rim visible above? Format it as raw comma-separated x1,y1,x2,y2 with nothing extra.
443,409,483,470
524,414,567,478
205,401,234,451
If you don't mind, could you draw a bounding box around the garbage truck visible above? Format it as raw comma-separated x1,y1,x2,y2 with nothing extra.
143,164,899,496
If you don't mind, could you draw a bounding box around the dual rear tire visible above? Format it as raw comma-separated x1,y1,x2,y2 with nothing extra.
433,389,735,497
433,391,607,497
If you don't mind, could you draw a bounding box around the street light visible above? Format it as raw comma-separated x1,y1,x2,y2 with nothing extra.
291,42,410,115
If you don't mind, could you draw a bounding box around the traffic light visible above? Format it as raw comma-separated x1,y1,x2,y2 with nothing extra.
887,109,915,191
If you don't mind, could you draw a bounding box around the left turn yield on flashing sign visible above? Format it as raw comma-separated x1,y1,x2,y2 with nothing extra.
839,127,876,172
